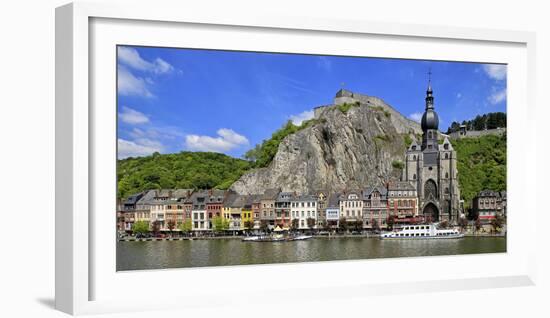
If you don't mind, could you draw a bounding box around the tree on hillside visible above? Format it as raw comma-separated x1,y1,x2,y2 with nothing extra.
117,151,252,199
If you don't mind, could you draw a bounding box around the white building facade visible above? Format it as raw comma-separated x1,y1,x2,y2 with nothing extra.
290,195,318,230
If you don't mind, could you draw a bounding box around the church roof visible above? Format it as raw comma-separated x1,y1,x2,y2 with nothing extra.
421,108,439,130
388,181,416,191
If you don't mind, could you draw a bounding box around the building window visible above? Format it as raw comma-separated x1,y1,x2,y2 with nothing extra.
445,153,449,159
424,180,438,199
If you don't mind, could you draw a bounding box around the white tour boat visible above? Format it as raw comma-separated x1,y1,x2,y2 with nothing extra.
380,223,464,240
290,235,313,241
242,236,261,242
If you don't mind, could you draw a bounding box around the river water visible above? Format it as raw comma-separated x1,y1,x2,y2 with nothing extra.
117,237,506,271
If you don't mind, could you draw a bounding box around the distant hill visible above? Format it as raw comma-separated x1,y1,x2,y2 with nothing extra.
446,112,506,134
117,152,251,199
453,134,506,208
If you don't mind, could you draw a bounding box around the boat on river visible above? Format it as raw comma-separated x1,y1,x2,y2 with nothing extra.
380,223,464,240
242,233,313,242
242,236,261,241
289,235,313,241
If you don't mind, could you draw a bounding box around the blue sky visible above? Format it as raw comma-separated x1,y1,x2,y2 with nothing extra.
117,45,507,159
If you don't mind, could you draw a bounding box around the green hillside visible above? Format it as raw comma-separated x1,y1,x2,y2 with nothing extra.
117,152,252,199
453,134,507,208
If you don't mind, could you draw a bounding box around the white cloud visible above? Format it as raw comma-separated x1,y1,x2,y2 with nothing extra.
185,128,249,153
118,66,153,97
488,88,507,105
118,47,174,74
409,112,423,123
153,58,174,74
289,110,314,126
119,106,149,125
118,138,163,159
482,64,507,81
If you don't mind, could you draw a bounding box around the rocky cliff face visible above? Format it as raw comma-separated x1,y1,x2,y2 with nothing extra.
230,90,422,195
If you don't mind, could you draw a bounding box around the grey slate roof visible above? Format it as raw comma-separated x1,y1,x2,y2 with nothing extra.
290,194,317,202
261,188,281,200
477,189,499,197
326,193,341,208
387,181,415,191
363,186,388,199
124,192,145,205
207,189,226,203
276,192,294,202
339,190,362,201
230,195,248,208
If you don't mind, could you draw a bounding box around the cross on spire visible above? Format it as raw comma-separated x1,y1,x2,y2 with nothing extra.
427,68,433,93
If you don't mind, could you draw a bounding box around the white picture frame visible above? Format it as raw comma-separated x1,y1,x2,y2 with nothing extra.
55,1,537,315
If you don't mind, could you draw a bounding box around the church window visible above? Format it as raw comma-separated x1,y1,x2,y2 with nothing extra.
413,174,416,180
445,153,449,159
428,145,433,149
444,144,449,150
445,187,449,194
413,155,417,160
424,180,438,199
412,146,417,150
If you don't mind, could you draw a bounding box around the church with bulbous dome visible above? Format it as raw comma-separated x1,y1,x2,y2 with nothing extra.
402,79,462,224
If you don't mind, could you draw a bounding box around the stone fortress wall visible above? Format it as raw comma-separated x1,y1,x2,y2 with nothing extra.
448,127,506,140
313,89,422,136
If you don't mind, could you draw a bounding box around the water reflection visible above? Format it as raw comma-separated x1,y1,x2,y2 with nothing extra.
117,237,506,271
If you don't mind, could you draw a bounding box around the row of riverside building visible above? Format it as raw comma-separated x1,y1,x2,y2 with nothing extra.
118,181,431,234
117,185,506,234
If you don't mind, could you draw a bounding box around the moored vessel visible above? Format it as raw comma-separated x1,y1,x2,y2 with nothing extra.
380,223,463,240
